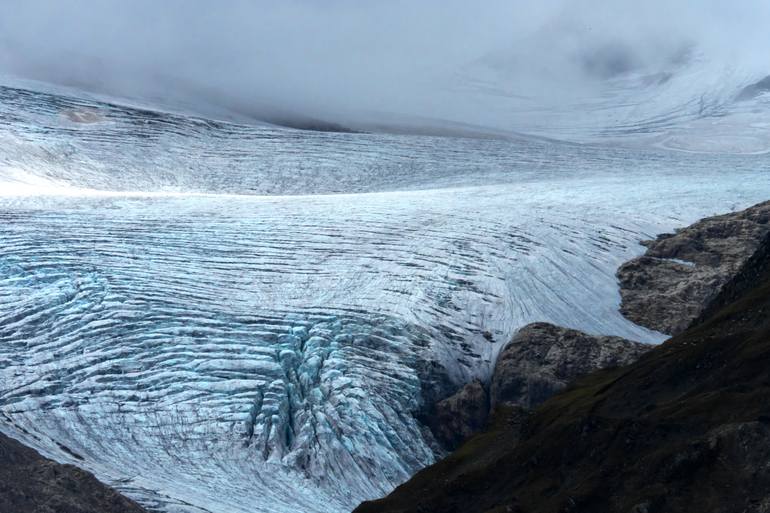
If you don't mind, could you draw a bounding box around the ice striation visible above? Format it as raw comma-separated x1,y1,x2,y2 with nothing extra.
0,84,769,512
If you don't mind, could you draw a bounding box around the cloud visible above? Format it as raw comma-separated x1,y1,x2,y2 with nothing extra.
1,1,768,132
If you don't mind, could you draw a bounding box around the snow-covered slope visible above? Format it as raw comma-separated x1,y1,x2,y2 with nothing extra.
0,84,769,512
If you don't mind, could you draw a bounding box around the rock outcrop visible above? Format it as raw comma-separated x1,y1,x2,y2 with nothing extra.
491,323,650,410
0,431,147,513
428,380,489,450
617,201,770,334
428,323,649,450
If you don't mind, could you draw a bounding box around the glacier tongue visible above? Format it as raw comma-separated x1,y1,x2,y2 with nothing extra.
0,85,770,512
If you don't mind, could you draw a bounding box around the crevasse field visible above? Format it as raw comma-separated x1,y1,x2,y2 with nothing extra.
0,79,769,513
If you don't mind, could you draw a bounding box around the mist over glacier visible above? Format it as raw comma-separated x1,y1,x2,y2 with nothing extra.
2,0,770,140
1,3,770,513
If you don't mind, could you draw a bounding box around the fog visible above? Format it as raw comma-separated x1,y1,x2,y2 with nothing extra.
1,1,769,131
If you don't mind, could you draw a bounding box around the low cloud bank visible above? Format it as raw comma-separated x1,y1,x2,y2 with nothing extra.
1,1,768,131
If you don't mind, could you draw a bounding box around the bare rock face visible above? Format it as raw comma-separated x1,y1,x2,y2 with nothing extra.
427,323,649,450
617,201,770,335
490,322,650,410
429,380,489,450
0,431,147,513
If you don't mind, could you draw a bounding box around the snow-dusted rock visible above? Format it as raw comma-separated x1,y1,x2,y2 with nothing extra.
618,201,770,334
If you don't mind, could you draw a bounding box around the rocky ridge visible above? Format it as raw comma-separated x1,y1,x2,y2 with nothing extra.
617,200,770,334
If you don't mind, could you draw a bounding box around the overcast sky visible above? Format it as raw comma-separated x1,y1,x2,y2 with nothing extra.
1,1,768,129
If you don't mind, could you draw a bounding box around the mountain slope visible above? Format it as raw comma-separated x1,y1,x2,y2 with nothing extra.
0,431,147,513
357,233,770,513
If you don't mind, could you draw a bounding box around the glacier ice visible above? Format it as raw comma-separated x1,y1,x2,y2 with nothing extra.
0,84,769,512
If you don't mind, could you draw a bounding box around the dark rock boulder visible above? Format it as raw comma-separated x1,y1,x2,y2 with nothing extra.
491,322,650,410
617,201,770,334
0,431,147,513
428,380,489,450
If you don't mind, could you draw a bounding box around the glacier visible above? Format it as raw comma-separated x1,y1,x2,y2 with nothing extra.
0,82,769,513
